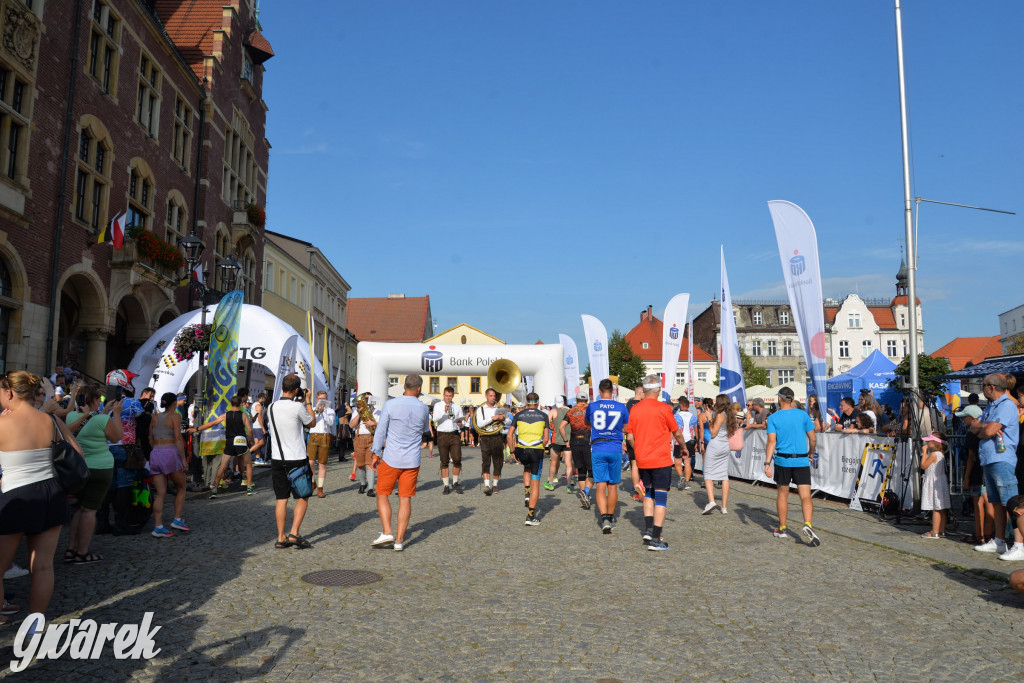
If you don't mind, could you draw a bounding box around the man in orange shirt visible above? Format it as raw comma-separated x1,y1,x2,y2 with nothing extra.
625,375,688,551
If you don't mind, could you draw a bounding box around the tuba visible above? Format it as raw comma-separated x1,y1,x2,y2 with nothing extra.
356,395,376,435
472,359,521,436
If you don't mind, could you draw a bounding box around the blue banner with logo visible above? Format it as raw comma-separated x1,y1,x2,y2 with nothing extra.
768,201,828,412
719,248,747,406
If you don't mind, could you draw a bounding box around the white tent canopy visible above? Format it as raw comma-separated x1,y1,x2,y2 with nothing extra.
127,304,329,400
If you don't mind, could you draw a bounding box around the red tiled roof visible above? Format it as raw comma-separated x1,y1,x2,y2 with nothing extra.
624,312,715,362
244,28,274,63
890,295,921,307
154,0,224,78
348,296,431,343
930,335,1002,371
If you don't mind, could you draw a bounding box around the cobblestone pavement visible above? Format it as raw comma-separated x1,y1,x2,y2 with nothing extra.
1,448,1021,681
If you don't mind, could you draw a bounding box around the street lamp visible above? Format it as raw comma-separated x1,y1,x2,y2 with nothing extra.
180,235,211,433
217,255,242,292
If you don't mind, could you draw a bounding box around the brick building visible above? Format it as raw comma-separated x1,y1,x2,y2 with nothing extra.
624,305,718,387
0,0,271,381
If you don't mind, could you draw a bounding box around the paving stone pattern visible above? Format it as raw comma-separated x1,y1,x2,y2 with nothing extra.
0,448,1021,681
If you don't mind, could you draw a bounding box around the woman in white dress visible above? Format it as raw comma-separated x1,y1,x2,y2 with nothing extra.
702,394,738,515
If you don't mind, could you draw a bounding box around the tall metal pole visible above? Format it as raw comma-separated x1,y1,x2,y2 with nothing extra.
895,0,918,392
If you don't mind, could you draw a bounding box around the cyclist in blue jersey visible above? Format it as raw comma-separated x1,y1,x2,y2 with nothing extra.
586,379,630,534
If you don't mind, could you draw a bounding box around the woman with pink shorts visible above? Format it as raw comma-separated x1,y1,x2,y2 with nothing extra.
148,393,190,538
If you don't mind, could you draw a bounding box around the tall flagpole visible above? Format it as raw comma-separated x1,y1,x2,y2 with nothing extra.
894,0,918,393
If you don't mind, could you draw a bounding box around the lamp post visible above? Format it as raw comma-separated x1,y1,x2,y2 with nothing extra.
217,255,241,293
180,235,210,422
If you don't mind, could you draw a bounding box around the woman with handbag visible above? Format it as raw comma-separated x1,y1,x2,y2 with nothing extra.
64,385,122,564
0,371,83,625
701,394,737,515
149,393,190,537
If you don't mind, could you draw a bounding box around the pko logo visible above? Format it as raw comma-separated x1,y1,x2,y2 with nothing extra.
593,340,602,352
421,346,443,373
790,252,806,277
669,324,679,340
565,355,573,366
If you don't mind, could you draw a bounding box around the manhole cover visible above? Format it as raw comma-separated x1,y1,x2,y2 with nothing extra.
301,570,382,586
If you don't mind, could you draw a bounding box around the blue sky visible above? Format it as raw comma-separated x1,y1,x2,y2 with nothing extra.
259,1,1022,353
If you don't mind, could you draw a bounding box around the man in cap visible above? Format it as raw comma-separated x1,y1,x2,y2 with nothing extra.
764,386,821,546
625,375,688,551
560,391,593,507
508,392,550,525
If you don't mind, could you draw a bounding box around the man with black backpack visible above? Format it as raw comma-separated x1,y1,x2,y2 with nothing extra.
267,374,316,549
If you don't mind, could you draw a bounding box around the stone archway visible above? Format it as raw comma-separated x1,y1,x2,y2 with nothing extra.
108,293,149,371
57,270,108,382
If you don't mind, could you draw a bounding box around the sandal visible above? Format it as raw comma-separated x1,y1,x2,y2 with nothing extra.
63,549,77,563
287,533,311,549
274,539,293,549
921,531,943,539
73,552,103,564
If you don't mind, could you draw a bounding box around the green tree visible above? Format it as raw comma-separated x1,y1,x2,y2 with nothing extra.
888,353,952,398
714,348,770,387
580,330,646,390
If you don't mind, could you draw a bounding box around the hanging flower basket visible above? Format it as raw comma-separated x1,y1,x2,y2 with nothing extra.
127,226,186,272
245,203,266,229
172,323,212,361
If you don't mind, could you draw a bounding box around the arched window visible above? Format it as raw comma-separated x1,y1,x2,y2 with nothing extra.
126,158,155,231
164,190,187,247
74,116,113,231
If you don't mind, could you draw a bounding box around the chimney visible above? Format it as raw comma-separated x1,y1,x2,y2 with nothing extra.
647,304,653,320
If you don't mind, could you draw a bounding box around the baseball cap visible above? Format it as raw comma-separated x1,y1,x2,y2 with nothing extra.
777,386,795,400
922,434,945,443
576,392,588,401
555,396,565,408
954,405,982,419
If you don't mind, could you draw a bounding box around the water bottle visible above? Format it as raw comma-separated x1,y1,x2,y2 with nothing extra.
996,433,1006,453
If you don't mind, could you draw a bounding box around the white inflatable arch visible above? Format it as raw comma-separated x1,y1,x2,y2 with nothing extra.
357,342,564,405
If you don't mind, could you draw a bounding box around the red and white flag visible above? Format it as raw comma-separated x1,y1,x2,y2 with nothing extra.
192,262,204,283
111,211,126,249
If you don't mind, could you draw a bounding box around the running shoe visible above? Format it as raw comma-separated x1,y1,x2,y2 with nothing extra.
219,481,229,491
702,502,717,515
371,533,395,547
647,539,669,551
720,507,728,515
683,483,692,490
208,490,217,499
0,601,20,615
443,485,451,495
772,527,789,538
642,528,653,544
576,489,591,510
152,526,175,538
246,486,255,496
524,516,541,526
975,538,1007,553
454,482,464,494
998,545,1024,561
349,473,356,481
393,542,404,551
801,525,821,547
565,485,574,494
601,519,613,534
170,518,190,531
3,564,28,579
676,479,685,491
543,481,555,491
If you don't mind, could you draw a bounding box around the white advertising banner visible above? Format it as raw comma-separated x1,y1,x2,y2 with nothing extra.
661,293,690,390
581,314,610,394
558,333,581,403
686,316,696,405
695,430,901,501
767,200,829,409
719,247,746,406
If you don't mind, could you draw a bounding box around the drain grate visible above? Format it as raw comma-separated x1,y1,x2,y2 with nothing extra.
301,569,382,587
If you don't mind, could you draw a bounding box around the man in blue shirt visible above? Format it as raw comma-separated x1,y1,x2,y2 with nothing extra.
370,374,431,551
764,386,821,546
586,379,629,533
963,373,1022,559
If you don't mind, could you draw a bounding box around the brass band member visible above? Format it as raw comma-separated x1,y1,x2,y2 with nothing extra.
475,388,507,495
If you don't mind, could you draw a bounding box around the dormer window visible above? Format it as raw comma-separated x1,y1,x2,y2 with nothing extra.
641,342,649,349
752,310,762,325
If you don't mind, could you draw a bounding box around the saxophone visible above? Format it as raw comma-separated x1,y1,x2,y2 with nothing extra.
356,395,376,435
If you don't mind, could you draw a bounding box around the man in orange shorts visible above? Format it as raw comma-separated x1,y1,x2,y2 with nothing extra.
370,374,431,551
